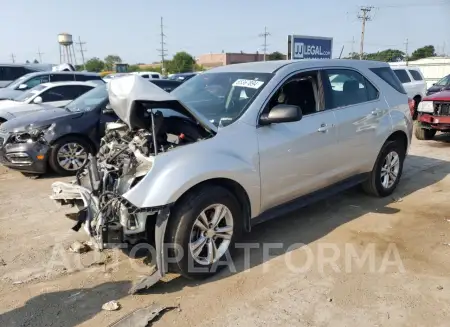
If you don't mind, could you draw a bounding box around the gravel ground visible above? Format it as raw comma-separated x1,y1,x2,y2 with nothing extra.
0,136,450,327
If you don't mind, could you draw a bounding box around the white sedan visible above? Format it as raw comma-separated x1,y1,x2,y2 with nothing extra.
0,81,99,123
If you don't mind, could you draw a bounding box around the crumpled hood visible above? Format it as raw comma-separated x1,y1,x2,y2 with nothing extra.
0,107,80,132
0,89,23,100
107,75,217,133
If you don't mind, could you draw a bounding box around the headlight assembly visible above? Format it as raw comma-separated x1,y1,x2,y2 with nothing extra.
11,123,55,143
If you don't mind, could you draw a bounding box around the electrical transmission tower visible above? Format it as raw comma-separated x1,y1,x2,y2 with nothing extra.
10,53,16,63
37,48,44,63
157,17,168,74
357,6,374,60
76,37,87,70
259,26,270,61
404,38,409,65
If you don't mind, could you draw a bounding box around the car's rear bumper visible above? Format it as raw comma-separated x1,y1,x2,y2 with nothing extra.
0,141,50,174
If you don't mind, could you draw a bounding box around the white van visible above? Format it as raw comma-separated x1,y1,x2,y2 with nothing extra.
390,66,427,118
131,71,162,79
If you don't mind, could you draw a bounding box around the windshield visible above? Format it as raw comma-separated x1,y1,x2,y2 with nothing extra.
65,84,108,112
436,75,450,86
13,84,46,102
6,73,36,89
170,72,273,127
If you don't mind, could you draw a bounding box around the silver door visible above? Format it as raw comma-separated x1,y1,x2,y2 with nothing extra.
322,68,390,178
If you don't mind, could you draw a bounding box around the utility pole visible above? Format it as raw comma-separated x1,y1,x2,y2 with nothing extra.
259,26,270,61
357,6,374,60
351,36,355,57
157,17,168,75
37,47,44,63
76,37,87,70
404,38,409,65
10,53,16,63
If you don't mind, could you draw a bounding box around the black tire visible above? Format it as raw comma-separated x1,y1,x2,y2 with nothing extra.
362,140,405,197
49,136,93,176
166,185,243,280
415,127,436,140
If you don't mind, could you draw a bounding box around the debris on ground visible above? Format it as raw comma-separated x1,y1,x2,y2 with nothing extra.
327,298,333,302
0,258,6,266
128,266,159,294
437,285,444,291
102,300,121,311
108,304,176,327
393,197,403,203
68,241,92,254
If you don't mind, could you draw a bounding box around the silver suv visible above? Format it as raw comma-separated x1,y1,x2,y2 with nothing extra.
51,60,412,290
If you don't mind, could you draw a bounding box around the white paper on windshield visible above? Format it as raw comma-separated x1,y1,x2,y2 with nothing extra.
232,79,264,89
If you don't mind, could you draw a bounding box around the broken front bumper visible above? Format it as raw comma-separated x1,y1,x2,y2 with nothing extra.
50,181,170,293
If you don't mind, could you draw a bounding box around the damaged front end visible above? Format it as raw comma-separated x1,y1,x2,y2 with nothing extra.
50,75,215,291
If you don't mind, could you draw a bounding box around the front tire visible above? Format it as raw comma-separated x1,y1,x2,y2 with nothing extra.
415,127,436,140
166,185,243,280
362,140,405,197
49,136,92,176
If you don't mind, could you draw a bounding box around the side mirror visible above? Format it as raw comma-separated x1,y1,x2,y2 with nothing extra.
259,104,302,125
432,83,436,86
33,96,43,104
17,84,28,90
102,103,113,114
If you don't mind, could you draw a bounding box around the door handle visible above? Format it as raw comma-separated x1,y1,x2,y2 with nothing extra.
371,108,381,116
317,123,332,133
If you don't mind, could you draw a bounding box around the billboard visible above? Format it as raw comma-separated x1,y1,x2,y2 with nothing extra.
288,35,333,60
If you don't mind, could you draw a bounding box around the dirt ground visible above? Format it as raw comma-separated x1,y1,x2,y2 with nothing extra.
1,135,450,327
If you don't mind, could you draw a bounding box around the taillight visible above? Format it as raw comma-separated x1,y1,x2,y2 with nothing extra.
408,98,415,117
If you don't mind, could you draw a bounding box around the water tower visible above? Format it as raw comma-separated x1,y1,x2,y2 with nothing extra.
58,33,77,65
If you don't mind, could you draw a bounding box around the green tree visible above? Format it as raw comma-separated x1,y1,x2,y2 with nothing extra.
104,55,122,71
25,60,30,63
409,45,436,61
268,51,285,60
85,57,105,72
33,59,39,64
365,49,405,62
168,52,195,73
127,64,141,72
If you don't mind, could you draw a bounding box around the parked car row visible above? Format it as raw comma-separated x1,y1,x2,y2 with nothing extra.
0,77,182,177
47,60,413,291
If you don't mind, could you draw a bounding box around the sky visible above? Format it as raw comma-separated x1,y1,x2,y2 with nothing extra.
0,0,449,65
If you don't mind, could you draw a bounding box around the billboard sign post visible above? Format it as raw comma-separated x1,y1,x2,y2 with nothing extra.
287,35,333,60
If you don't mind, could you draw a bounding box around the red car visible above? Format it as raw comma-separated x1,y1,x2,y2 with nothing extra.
415,90,450,140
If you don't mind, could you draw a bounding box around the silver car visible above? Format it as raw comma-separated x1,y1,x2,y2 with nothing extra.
51,60,412,290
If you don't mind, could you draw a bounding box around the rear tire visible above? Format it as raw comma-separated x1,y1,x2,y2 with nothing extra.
362,140,405,197
49,136,92,176
415,127,436,140
166,185,243,280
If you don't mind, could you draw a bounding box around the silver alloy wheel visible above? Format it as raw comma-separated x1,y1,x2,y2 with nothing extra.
56,142,88,171
189,203,234,265
380,151,400,189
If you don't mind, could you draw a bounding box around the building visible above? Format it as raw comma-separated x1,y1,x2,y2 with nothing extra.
196,52,266,68
390,56,450,87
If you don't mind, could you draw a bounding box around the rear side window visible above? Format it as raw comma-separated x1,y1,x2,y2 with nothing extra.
50,73,75,82
392,69,411,83
140,74,149,78
370,67,407,94
408,70,423,81
75,74,102,81
151,74,160,79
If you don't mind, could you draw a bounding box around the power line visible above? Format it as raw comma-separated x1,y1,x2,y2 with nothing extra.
37,47,44,63
258,26,270,61
10,53,16,63
75,37,87,70
357,6,374,60
157,16,168,74
377,1,449,8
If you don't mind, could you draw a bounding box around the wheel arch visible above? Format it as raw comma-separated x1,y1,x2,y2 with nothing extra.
173,178,252,233
386,130,408,153
49,133,97,153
